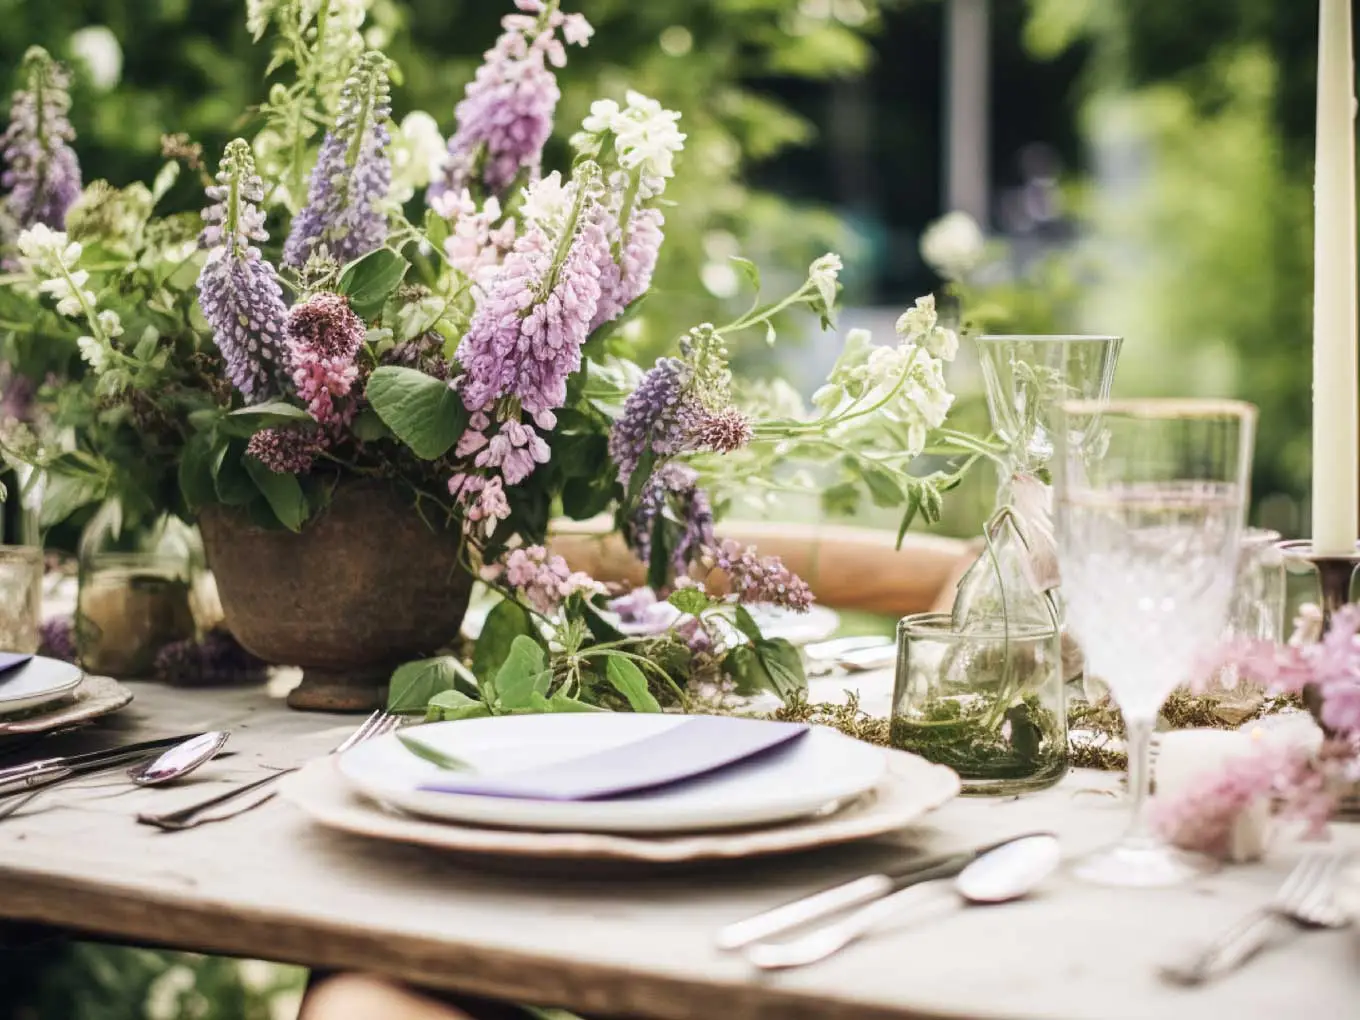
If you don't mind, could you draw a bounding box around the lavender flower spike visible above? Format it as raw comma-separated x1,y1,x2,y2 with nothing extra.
431,1,592,200
197,139,290,401
1,47,82,231
284,51,393,268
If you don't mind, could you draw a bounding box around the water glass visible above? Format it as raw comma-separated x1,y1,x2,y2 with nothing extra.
0,545,42,653
1054,398,1256,887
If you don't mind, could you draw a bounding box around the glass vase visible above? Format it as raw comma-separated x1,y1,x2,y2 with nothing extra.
891,612,1067,795
0,545,42,653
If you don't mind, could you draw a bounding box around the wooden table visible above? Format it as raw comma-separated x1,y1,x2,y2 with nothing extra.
1,680,1357,1020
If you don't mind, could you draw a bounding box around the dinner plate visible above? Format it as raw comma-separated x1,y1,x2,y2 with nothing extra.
336,714,888,834
0,674,133,735
0,656,83,716
285,749,960,866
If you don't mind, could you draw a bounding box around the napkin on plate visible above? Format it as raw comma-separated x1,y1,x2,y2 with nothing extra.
417,716,810,801
0,653,33,680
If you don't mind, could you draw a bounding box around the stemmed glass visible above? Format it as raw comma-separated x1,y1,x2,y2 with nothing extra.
1053,398,1256,886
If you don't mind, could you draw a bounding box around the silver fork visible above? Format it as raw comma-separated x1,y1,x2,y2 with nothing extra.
136,710,400,832
1160,851,1351,985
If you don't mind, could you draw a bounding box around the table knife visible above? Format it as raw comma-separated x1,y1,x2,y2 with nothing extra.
0,733,205,783
715,832,1053,950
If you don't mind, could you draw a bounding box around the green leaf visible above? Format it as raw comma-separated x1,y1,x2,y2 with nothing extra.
646,508,670,592
387,656,461,713
605,655,661,713
561,475,615,520
755,638,807,703
493,635,547,711
625,446,656,506
730,256,761,293
895,485,924,549
212,441,256,506
243,457,309,531
580,598,626,644
820,480,860,518
427,690,493,722
220,401,315,437
338,248,410,319
396,733,473,771
863,465,905,508
366,366,466,459
350,407,393,442
528,692,607,714
733,605,764,644
178,431,217,512
667,588,715,617
723,644,766,696
471,598,537,688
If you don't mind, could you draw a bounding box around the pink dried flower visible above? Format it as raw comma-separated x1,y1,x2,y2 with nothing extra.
693,408,753,454
489,544,605,614
246,427,324,474
707,538,814,612
284,293,365,427
450,473,512,534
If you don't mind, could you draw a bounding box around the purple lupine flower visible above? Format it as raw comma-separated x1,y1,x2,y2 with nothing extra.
625,463,715,574
1,47,81,231
592,204,664,330
430,2,592,200
607,357,701,486
39,617,77,663
246,426,324,474
706,538,813,612
283,51,393,269
197,139,290,401
455,168,606,424
154,628,269,687
285,292,365,425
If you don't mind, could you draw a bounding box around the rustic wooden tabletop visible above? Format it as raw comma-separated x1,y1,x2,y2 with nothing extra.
0,680,1356,1020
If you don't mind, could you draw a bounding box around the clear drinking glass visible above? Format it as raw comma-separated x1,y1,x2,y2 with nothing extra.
1053,398,1256,886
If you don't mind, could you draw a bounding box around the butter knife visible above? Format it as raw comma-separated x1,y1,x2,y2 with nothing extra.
0,733,204,783
715,832,1051,950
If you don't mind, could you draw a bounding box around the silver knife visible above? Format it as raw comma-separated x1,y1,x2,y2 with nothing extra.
0,733,206,783
715,832,1052,950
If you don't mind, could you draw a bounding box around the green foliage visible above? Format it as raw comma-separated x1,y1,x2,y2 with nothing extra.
365,366,466,460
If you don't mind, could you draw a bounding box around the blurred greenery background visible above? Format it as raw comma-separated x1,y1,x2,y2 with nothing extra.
0,0,1340,1015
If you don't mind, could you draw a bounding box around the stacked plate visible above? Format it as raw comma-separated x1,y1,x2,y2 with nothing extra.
282,714,962,867
0,655,133,736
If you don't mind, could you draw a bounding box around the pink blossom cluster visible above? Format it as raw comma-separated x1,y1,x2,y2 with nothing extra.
707,538,814,612
456,412,551,486
429,188,517,286
1152,745,1333,859
284,293,365,427
448,473,511,532
246,426,324,474
591,202,664,330
486,544,604,614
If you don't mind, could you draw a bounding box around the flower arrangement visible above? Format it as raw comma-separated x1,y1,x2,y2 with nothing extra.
1152,605,1360,857
0,0,986,716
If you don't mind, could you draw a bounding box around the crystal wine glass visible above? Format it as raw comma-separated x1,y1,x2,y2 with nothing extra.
1053,398,1256,887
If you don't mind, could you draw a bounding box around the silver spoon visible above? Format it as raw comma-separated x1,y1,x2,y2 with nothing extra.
127,731,230,786
0,731,231,820
746,833,1062,970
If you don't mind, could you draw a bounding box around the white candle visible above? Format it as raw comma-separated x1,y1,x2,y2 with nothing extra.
1312,0,1359,555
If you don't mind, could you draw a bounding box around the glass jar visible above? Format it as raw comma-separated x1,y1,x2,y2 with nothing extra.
76,517,198,678
892,612,1068,795
0,545,42,653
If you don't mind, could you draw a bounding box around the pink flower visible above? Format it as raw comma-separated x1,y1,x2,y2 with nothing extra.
488,545,605,614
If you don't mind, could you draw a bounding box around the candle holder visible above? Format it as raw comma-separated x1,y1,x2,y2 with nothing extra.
1275,539,1360,631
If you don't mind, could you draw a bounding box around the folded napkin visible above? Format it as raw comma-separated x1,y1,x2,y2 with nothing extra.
418,716,810,801
0,653,33,679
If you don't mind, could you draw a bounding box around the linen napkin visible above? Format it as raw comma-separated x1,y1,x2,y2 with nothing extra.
417,716,810,801
0,653,33,680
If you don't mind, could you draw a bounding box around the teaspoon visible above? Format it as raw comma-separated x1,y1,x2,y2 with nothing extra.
746,833,1062,970
127,731,230,786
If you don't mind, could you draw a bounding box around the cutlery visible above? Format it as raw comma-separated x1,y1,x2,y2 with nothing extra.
1160,851,1351,986
127,731,230,786
717,831,1055,950
0,732,205,783
0,732,233,820
137,710,399,831
745,833,1061,970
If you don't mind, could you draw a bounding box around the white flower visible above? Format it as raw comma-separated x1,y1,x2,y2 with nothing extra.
70,26,122,91
583,91,685,180
923,324,958,362
519,171,571,230
561,13,594,47
808,253,842,311
76,335,108,372
895,294,938,339
387,111,446,205
920,210,985,281
581,98,620,135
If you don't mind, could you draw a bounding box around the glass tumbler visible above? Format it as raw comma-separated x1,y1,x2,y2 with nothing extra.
891,612,1068,795
0,545,42,653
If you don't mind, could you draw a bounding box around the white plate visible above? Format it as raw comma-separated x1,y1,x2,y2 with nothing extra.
285,750,960,865
0,656,83,716
337,714,888,834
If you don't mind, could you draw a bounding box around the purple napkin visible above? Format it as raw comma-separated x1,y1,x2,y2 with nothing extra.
0,653,32,679
418,717,810,802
